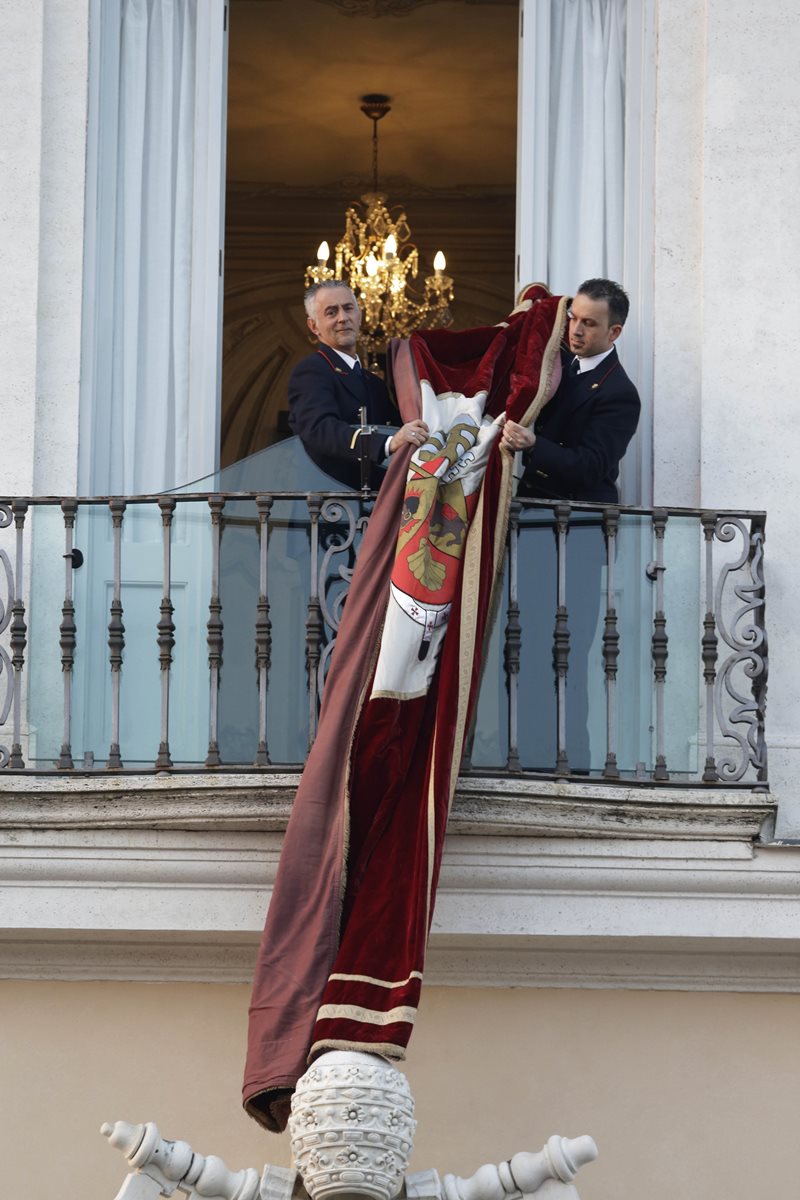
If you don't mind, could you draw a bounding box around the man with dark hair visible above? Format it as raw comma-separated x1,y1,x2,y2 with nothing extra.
577,275,630,327
499,279,640,772
289,280,428,490
501,277,639,502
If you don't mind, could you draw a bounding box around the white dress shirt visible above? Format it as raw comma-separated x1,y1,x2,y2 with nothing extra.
572,346,615,374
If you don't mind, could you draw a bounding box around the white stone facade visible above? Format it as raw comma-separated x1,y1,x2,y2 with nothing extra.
2,3,800,1198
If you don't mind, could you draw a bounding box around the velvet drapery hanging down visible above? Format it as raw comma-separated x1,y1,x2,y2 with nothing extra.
243,287,568,1134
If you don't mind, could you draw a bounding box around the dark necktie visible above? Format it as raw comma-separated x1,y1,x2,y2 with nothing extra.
352,358,370,417
570,357,581,377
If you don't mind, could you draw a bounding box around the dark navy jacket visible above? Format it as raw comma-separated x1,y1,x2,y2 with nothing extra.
288,348,398,490
519,346,640,504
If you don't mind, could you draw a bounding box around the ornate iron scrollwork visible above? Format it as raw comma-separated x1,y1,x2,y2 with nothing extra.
713,517,768,782
317,498,370,700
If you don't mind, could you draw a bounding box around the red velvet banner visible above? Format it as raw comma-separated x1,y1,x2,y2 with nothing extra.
243,287,567,1133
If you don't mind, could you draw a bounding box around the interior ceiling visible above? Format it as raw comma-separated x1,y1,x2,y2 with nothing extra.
227,0,519,191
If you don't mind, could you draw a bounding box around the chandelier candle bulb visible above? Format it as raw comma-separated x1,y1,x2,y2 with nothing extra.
307,241,334,285
304,94,454,360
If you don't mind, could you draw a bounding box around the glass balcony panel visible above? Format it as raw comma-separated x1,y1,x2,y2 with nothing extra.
169,501,212,764
511,506,559,771
470,588,508,769
25,503,69,766
613,512,655,776
564,510,607,774
217,497,261,764
202,438,364,765
662,515,702,777
3,455,767,786
68,503,165,767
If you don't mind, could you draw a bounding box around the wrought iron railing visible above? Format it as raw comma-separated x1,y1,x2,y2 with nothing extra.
0,493,767,785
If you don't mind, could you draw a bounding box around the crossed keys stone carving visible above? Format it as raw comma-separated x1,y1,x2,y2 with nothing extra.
103,1052,598,1200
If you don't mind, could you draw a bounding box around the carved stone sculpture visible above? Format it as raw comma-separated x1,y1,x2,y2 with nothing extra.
436,1133,598,1200
102,1051,598,1200
288,1050,416,1200
101,1118,261,1200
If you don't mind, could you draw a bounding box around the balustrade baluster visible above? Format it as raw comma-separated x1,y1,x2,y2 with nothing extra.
504,500,522,772
106,499,126,769
305,494,323,749
701,512,719,782
602,506,620,779
58,500,77,769
0,505,12,768
0,494,768,786
650,508,669,780
254,494,273,766
205,496,225,767
8,501,28,769
156,498,176,769
553,504,571,777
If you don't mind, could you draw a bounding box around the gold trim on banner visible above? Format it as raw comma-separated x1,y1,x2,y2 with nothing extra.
328,970,423,987
316,1003,417,1026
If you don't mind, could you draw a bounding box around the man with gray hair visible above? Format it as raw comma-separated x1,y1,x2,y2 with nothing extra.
289,280,428,490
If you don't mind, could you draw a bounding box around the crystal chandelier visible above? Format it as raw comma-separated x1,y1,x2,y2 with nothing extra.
305,94,454,365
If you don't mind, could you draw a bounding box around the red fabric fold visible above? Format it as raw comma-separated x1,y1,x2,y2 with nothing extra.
243,287,567,1133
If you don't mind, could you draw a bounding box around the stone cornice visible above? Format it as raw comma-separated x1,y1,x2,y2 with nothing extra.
4,932,798,994
0,773,790,990
0,770,775,840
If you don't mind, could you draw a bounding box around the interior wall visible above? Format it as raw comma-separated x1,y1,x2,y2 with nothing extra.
221,0,518,468
222,188,516,465
3,979,798,1200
